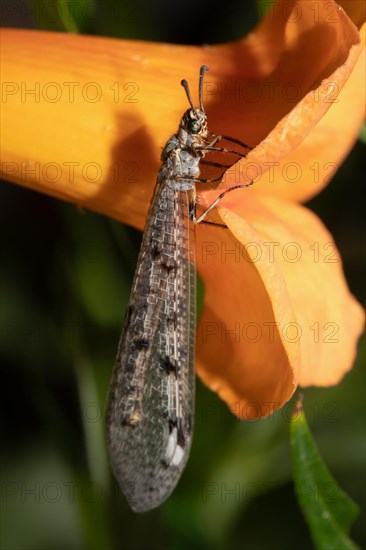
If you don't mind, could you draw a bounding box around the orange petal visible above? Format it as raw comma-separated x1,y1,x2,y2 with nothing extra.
197,188,364,400
244,22,366,202
1,1,363,227
223,5,364,202
195,211,300,420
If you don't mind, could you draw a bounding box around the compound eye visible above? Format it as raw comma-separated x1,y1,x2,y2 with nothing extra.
188,120,201,134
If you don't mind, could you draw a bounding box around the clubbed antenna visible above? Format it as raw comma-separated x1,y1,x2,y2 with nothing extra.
181,65,209,114
180,78,197,115
199,65,208,111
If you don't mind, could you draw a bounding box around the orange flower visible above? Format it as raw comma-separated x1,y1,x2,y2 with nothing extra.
1,0,364,419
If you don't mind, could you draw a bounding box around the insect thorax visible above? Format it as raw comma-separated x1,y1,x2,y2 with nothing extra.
160,135,202,191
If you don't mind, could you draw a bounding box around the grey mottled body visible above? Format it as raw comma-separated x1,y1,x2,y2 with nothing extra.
106,106,208,512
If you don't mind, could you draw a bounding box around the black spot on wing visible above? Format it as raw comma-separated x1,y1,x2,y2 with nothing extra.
159,355,177,376
161,256,176,273
177,424,186,448
151,242,161,260
132,338,150,351
168,418,177,433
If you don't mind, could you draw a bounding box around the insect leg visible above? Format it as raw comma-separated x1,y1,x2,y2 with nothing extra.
207,134,252,151
197,146,247,157
194,182,253,225
200,160,232,169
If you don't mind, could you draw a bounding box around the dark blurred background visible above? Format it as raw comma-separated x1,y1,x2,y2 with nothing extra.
1,1,365,549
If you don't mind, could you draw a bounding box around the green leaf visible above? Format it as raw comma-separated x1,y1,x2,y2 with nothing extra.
359,122,366,145
29,0,97,33
290,397,359,550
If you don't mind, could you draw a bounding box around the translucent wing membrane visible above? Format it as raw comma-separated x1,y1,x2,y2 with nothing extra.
107,170,196,512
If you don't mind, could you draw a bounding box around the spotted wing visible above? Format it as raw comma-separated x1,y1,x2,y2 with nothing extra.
106,171,196,513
